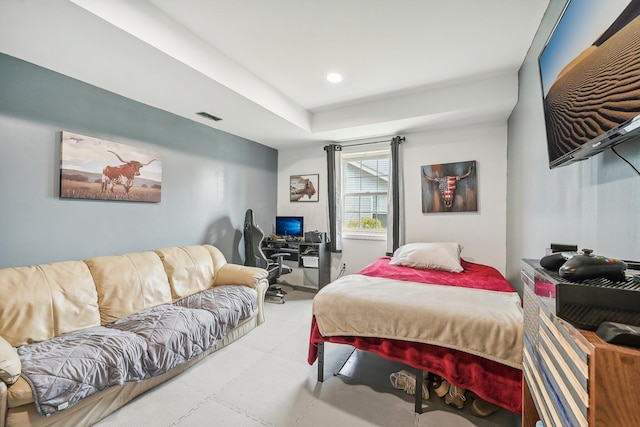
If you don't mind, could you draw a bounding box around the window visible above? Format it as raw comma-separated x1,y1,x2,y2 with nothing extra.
341,150,389,237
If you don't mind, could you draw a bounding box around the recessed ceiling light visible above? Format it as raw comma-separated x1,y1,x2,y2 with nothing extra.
327,72,343,83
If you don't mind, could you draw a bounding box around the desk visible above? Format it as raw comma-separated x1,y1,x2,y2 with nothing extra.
262,240,331,289
521,259,640,426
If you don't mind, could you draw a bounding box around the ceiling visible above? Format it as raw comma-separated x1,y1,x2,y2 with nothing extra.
0,0,550,149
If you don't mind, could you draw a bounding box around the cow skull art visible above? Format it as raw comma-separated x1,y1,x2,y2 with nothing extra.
423,165,474,208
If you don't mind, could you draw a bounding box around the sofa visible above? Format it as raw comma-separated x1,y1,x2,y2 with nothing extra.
0,244,269,427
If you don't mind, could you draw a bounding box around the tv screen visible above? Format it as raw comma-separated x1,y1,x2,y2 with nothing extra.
275,216,304,237
539,0,640,168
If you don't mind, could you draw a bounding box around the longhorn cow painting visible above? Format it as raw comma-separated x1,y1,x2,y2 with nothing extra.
421,160,477,213
290,174,319,202
60,131,162,202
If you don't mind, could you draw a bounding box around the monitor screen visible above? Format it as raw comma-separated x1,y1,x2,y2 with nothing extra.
275,216,304,237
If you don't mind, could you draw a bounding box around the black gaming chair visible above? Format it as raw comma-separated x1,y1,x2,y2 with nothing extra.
243,209,292,303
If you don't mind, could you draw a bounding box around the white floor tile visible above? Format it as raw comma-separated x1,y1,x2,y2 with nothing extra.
175,396,269,426
185,344,269,395
214,354,316,426
96,380,208,426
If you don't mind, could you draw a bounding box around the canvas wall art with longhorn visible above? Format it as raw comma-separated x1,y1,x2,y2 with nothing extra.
290,174,319,202
60,131,162,202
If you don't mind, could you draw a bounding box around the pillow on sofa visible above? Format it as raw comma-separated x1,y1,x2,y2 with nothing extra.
389,242,464,272
0,335,21,384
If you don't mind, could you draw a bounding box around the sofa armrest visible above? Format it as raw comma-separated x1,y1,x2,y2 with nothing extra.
0,336,20,386
214,264,268,288
0,380,7,427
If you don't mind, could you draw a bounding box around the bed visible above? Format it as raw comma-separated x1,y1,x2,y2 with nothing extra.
307,243,524,414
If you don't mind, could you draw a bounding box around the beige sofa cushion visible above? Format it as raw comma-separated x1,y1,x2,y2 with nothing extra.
203,245,228,273
0,261,100,347
156,245,216,301
7,376,33,408
85,251,172,324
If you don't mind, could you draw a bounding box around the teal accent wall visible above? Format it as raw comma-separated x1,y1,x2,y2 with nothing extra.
0,53,278,268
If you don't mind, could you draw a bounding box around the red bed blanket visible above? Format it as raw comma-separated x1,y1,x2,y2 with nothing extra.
308,257,523,414
358,257,516,293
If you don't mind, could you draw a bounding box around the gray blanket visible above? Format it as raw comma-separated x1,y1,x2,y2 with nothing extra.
174,285,258,335
19,286,258,416
106,304,218,377
18,326,148,416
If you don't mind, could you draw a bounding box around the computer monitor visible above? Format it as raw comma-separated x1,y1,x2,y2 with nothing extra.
275,216,304,238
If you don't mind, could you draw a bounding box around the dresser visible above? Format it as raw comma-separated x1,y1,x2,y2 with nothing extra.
521,259,640,427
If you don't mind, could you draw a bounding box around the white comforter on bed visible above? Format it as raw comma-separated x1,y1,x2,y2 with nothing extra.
312,274,523,368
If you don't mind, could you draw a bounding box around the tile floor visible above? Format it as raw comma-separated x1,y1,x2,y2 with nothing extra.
96,285,522,427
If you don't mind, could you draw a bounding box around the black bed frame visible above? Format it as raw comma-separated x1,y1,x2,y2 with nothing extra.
315,341,425,413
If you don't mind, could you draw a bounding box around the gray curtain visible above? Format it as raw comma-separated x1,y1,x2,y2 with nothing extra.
386,136,405,255
324,144,342,253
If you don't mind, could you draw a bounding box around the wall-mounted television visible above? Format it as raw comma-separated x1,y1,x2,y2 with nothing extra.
275,216,304,238
539,0,640,169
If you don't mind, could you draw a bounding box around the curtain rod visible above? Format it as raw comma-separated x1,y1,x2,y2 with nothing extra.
335,136,405,148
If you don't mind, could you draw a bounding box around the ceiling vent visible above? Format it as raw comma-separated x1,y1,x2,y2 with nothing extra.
196,112,222,122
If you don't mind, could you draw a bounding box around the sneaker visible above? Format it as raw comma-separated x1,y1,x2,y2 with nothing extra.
471,398,501,417
444,385,466,409
431,376,450,398
389,370,430,399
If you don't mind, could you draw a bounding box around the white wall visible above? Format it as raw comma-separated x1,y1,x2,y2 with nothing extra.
276,146,342,281
276,149,328,235
403,124,508,273
507,0,640,292
278,121,509,280
280,0,640,293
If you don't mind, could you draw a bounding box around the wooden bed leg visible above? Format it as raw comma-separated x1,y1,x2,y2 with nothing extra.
415,369,423,414
317,342,324,382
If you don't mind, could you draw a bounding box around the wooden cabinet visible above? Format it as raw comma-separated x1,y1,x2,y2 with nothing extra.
521,259,640,427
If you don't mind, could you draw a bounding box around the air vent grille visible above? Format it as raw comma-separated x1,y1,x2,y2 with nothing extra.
196,112,222,122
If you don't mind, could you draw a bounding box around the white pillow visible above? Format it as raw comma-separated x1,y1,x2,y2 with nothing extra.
389,242,463,272
0,335,21,384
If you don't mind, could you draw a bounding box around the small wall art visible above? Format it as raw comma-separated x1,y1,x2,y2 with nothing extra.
421,160,477,213
60,131,162,202
290,174,319,202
